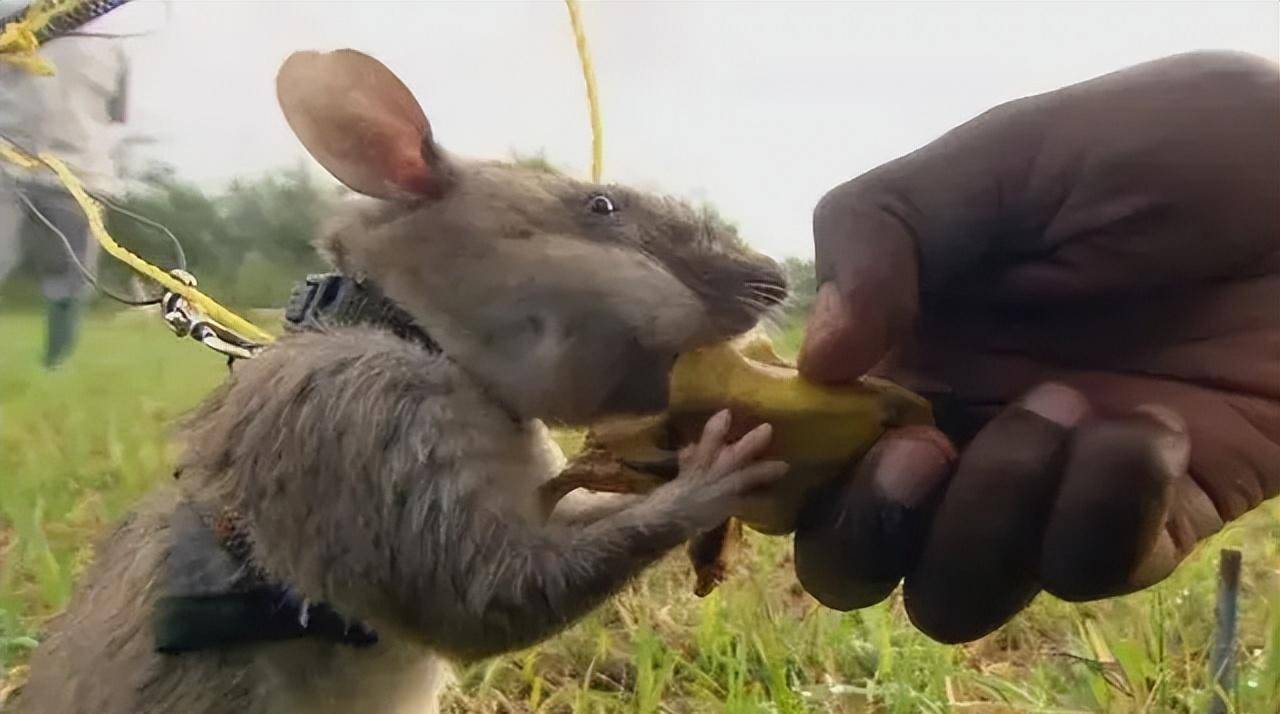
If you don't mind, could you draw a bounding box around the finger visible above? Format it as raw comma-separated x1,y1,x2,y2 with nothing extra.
677,444,696,471
690,409,732,469
728,460,790,492
798,280,900,384
904,382,1089,643
794,426,955,610
799,97,1052,385
712,422,774,473
1129,472,1223,590
621,451,680,480
1040,405,1188,601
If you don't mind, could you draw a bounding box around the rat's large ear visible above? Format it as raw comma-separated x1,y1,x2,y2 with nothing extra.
276,49,451,201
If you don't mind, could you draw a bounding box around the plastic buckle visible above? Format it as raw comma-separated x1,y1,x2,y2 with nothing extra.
284,273,352,333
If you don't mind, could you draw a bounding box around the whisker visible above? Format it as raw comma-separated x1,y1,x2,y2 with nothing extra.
736,295,788,327
735,295,770,312
745,280,788,291
745,283,789,307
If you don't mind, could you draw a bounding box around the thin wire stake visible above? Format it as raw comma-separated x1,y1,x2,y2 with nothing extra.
88,190,188,270
18,189,158,306
1207,548,1242,714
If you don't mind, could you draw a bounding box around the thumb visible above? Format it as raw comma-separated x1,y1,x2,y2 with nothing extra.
798,90,1058,384
797,186,922,384
798,282,896,384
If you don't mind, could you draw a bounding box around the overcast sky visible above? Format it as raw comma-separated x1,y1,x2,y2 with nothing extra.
92,1,1280,259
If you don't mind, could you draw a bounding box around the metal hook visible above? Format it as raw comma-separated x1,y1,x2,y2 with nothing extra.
161,269,264,361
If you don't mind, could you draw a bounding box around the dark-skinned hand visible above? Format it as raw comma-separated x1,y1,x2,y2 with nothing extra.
791,50,1280,643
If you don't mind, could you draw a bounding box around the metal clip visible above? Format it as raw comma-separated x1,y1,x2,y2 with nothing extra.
161,270,264,362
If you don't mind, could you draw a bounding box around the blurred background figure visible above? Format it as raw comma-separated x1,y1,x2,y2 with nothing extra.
0,1,129,368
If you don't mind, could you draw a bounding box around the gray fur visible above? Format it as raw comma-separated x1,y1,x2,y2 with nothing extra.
13,49,786,714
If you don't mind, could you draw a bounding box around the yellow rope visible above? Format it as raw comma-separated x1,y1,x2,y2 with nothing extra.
0,23,51,75
564,0,603,183
39,153,276,343
0,143,40,169
0,0,80,74
1,137,276,345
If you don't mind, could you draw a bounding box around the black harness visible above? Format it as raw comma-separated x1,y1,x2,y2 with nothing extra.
281,272,439,352
153,274,432,654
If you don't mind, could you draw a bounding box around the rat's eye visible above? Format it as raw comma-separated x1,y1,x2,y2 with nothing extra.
588,193,616,215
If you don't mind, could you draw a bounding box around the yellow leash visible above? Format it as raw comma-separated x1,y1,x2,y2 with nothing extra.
564,0,603,183
0,0,78,75
0,139,276,344
40,153,275,343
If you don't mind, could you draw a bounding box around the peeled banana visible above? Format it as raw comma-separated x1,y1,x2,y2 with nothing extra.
540,330,932,592
666,331,931,533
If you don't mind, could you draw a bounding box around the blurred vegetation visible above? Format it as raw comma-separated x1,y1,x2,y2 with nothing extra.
1,160,821,319
0,163,334,310
780,256,817,320
112,164,333,308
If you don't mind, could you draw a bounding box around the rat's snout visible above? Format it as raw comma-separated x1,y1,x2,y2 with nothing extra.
745,265,789,309
733,254,789,310
700,254,789,335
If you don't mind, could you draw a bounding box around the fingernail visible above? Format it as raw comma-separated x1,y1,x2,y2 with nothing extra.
1134,404,1190,475
798,286,838,354
1133,404,1186,435
1020,382,1090,428
709,409,731,431
798,284,863,383
747,422,773,440
808,283,846,332
872,433,954,507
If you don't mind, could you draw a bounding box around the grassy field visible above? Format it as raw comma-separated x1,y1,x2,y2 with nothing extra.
1,309,1277,712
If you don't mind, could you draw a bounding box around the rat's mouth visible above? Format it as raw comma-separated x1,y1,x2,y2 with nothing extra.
600,349,675,416
725,262,790,327
709,277,790,337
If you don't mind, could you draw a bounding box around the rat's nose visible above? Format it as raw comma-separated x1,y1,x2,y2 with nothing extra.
702,255,789,327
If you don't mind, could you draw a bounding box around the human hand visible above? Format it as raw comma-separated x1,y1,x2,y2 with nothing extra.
792,51,1280,643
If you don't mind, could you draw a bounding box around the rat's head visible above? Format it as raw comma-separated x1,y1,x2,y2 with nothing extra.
277,49,786,424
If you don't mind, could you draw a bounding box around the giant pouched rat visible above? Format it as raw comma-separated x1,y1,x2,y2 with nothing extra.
12,49,789,714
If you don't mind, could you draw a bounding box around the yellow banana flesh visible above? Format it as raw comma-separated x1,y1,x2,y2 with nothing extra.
551,331,933,536
663,332,933,533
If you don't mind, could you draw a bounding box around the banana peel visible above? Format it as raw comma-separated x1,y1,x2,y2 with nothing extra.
540,330,932,594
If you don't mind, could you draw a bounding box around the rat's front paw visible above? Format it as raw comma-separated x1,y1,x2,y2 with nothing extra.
661,410,789,528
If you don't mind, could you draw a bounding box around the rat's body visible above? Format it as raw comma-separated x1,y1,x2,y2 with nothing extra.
14,50,786,713
18,330,557,714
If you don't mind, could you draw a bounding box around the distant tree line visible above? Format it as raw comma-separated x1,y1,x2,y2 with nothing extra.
2,159,818,318
780,256,816,321
106,164,334,309
0,163,332,309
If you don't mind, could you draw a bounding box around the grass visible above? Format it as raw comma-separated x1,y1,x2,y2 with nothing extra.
1,308,1278,712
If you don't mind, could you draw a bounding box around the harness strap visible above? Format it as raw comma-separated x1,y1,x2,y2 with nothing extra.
284,273,439,353
153,499,379,653
154,274,435,655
